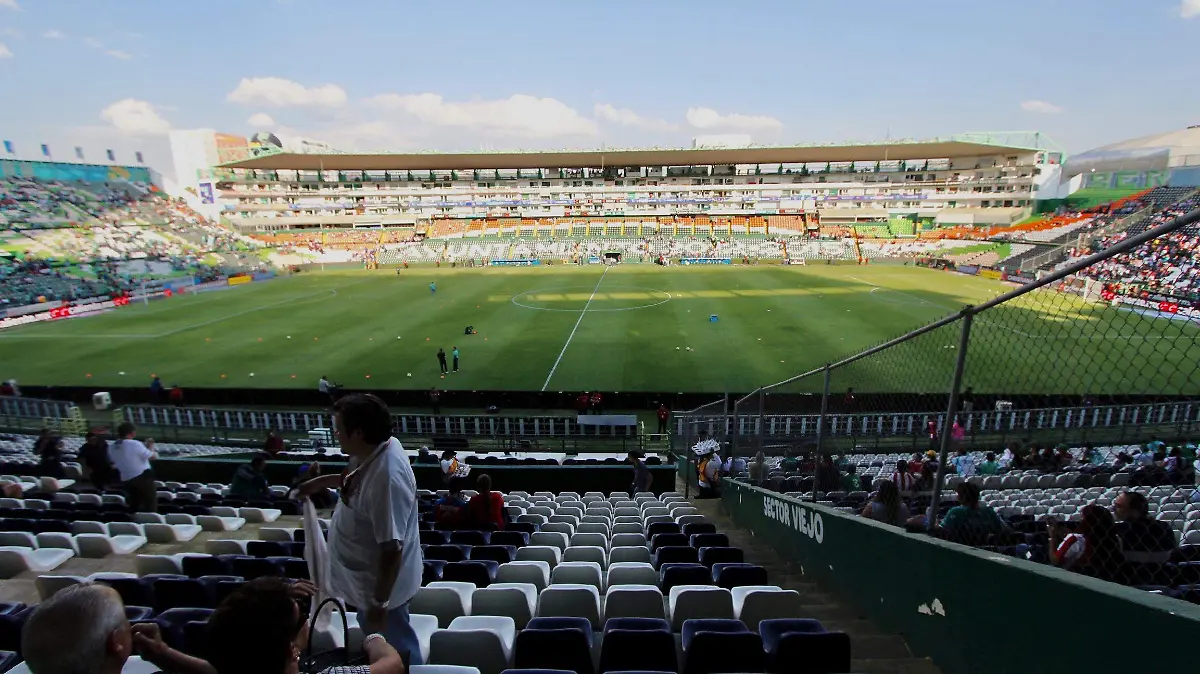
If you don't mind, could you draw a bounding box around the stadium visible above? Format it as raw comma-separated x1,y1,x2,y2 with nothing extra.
3,43,1200,674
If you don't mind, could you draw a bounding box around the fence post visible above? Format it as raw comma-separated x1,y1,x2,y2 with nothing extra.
815,364,831,457
928,311,974,533
756,388,765,457
732,397,740,459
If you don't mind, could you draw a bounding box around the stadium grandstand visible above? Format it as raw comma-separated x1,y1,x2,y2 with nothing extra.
209,137,1066,267
5,112,1200,674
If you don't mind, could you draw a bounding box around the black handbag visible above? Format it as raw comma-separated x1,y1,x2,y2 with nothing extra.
299,597,367,673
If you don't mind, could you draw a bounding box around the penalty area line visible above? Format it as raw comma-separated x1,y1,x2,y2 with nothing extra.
541,266,610,392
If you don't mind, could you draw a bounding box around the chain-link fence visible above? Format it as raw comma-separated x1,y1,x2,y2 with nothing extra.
678,202,1200,597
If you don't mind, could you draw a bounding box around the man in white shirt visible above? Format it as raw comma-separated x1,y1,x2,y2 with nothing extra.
297,393,423,664
108,422,157,513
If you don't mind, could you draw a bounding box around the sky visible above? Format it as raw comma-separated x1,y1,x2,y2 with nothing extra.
0,0,1198,181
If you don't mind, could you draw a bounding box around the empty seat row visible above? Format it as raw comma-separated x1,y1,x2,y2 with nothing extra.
413,580,797,632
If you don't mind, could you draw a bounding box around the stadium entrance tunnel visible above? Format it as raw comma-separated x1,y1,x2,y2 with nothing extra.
510,284,672,312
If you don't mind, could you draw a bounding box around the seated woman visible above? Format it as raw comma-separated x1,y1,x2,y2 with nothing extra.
467,474,506,530
1049,504,1124,582
861,480,910,527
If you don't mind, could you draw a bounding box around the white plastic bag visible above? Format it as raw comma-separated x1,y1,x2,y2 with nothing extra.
303,498,347,650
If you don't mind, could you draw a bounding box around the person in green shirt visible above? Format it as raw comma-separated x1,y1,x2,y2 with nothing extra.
229,453,270,500
939,482,1008,544
780,453,799,472
841,464,864,491
977,452,1000,475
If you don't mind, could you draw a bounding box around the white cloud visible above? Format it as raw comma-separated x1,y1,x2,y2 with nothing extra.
0,0,19,9
105,49,132,60
227,77,347,108
247,112,276,128
1020,100,1064,114
0,42,9,58
42,29,64,39
1182,0,1200,18
685,107,783,131
370,93,597,138
100,99,172,135
593,103,678,131
83,36,103,48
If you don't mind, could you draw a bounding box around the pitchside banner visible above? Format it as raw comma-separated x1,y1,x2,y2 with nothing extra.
1101,288,1200,319
680,258,732,265
489,259,540,266
0,296,131,329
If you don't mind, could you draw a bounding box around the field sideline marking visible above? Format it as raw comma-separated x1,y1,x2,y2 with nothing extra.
541,266,610,391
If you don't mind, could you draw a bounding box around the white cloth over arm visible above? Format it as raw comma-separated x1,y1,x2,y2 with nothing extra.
304,498,347,650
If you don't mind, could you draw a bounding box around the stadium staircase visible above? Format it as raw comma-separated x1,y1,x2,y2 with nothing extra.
686,482,941,674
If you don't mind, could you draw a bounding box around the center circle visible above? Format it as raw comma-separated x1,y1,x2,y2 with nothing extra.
511,284,672,312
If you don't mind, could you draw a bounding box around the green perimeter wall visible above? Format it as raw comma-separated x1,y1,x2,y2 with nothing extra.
721,479,1200,674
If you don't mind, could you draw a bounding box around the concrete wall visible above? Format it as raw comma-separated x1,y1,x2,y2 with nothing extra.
721,479,1200,674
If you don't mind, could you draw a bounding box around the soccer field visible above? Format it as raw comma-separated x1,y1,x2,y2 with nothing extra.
1,264,1197,395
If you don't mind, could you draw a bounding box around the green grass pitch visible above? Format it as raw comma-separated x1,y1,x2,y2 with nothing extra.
1,264,1196,395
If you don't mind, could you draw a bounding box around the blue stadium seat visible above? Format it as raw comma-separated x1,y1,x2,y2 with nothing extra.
246,540,289,558
645,523,680,539
653,546,699,569
515,617,594,674
182,555,231,578
506,522,539,535
213,580,245,606
154,578,211,612
440,560,498,587
489,531,530,548
99,577,155,609
0,603,24,617
659,563,713,594
681,619,763,674
182,619,210,657
421,530,449,546
229,556,282,580
271,556,307,580
688,534,729,549
0,612,29,653
649,533,689,552
598,618,677,674
682,522,718,537
470,545,517,565
0,649,19,672
712,563,769,589
423,559,446,585
698,547,744,568
425,544,470,563
155,608,214,650
125,605,155,621
450,530,491,546
760,618,851,674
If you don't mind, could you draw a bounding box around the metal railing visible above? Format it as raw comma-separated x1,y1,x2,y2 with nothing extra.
676,204,1200,529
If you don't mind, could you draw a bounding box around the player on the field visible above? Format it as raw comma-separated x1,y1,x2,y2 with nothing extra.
429,281,437,295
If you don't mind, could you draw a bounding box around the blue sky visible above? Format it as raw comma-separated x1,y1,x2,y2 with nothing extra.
0,0,1198,179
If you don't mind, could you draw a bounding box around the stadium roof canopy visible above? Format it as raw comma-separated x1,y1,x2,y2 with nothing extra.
1064,126,1200,177
220,138,1037,172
